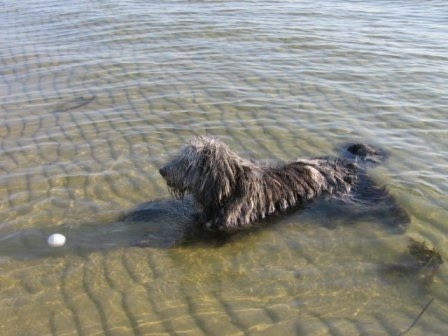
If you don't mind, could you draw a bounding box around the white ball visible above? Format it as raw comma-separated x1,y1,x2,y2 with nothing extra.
47,233,66,247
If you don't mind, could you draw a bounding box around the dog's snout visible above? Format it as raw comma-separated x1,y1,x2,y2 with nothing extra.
159,167,167,177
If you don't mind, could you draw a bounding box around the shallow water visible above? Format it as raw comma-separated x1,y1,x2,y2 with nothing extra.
1,0,447,335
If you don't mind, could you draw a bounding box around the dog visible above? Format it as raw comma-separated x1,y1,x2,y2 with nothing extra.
159,136,404,233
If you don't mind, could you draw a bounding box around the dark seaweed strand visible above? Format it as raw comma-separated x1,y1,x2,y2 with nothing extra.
398,297,434,336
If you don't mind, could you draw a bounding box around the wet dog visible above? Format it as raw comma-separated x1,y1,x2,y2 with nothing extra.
159,136,404,233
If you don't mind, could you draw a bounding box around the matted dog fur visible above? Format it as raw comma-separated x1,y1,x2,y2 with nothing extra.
159,136,393,233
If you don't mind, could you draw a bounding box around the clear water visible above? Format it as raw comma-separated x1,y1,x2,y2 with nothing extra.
1,0,447,335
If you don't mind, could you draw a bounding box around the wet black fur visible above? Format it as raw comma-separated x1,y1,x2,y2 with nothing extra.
159,137,407,233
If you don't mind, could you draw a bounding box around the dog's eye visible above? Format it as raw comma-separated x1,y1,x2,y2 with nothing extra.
159,167,167,177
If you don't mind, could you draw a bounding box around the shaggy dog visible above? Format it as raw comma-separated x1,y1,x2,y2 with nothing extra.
159,136,393,233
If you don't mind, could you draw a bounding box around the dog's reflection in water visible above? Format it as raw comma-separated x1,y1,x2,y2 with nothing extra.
121,198,232,248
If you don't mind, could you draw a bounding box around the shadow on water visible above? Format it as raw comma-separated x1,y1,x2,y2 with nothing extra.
0,199,229,261
0,183,410,261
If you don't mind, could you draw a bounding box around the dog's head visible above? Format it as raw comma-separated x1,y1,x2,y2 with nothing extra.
158,143,196,199
159,136,252,207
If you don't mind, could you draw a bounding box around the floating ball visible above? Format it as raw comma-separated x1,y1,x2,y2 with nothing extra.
47,233,66,247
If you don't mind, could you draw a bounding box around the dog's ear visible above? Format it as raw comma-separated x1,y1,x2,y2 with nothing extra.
195,143,238,206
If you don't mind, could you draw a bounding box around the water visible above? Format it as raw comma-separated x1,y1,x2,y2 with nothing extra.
1,0,447,335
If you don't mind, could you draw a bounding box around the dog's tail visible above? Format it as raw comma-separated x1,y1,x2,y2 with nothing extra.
343,143,409,233
345,143,388,165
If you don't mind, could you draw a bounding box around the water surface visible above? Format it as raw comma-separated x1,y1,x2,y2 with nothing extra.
1,0,447,335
